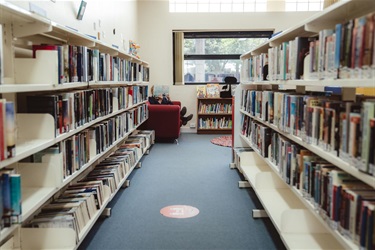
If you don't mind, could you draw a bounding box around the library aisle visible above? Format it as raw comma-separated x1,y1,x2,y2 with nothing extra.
79,134,284,250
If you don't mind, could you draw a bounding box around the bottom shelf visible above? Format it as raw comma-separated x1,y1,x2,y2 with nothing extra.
281,233,346,250
197,129,231,134
238,151,346,250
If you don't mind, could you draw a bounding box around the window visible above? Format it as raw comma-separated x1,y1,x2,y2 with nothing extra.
173,31,273,85
169,0,268,13
285,0,323,11
169,0,323,12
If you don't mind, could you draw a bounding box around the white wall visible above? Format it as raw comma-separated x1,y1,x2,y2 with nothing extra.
137,0,318,131
6,0,138,52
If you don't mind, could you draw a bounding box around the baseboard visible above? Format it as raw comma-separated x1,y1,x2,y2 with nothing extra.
180,128,197,133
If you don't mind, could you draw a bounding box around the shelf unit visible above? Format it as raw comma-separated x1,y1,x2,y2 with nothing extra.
0,2,152,249
197,97,232,134
233,1,375,249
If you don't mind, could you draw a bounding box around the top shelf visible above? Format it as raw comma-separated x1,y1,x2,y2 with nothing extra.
0,2,148,65
241,0,375,58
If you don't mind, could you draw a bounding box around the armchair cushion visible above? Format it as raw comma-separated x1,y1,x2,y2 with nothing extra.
139,101,181,142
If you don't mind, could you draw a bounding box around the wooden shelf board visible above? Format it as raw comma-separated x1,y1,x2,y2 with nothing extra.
22,187,58,220
0,225,19,244
255,189,306,231
281,233,345,250
0,139,52,169
0,2,51,27
239,162,271,186
304,0,375,32
240,79,375,88
0,82,88,93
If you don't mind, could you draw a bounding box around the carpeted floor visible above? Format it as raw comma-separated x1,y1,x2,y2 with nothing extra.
79,133,285,250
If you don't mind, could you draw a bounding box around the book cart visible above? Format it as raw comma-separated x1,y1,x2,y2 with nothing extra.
197,97,232,134
0,2,153,249
232,0,375,249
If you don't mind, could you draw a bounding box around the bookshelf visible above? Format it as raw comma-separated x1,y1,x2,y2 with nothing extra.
197,97,233,134
0,2,152,249
233,0,375,249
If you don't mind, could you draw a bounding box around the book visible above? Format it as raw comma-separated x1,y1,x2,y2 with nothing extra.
294,37,310,80
369,118,375,176
153,85,169,98
1,169,15,227
360,100,375,173
0,24,3,84
196,85,206,98
0,99,6,160
5,102,16,158
10,174,21,224
206,84,220,98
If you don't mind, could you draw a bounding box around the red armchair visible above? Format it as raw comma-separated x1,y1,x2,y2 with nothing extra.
139,101,181,142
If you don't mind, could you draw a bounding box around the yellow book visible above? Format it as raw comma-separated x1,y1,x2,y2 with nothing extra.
206,83,220,98
196,85,206,98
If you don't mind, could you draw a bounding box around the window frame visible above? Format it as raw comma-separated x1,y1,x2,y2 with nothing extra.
173,30,273,85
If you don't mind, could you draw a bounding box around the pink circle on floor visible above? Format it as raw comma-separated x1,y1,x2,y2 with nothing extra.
160,205,199,219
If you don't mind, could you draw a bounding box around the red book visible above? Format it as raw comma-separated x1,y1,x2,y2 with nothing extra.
32,44,58,58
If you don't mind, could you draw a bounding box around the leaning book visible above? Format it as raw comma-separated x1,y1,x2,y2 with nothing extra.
206,84,220,98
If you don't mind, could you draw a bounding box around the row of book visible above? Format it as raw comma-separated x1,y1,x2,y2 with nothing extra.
198,117,232,130
241,118,374,249
240,89,375,176
0,99,15,162
0,168,21,229
17,130,153,242
23,85,148,137
21,108,140,179
198,103,232,114
242,11,375,81
32,44,149,84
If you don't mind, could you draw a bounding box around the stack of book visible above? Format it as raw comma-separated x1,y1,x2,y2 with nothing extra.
25,132,152,242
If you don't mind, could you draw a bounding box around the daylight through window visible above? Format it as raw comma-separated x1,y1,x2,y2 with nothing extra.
173,31,273,85
169,0,323,12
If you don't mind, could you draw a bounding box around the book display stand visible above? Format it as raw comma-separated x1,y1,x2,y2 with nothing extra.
0,2,152,249
233,1,375,249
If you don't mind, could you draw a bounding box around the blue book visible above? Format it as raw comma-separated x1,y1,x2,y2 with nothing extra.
334,23,342,71
5,102,16,158
10,174,21,224
1,171,11,227
0,176,3,229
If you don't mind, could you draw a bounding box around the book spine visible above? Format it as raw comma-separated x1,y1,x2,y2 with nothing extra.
10,174,21,224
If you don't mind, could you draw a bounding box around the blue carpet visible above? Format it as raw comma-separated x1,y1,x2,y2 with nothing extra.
79,133,285,250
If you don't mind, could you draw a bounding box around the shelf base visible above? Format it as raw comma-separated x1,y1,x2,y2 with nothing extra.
122,180,130,189
101,208,111,218
252,209,268,218
238,181,251,188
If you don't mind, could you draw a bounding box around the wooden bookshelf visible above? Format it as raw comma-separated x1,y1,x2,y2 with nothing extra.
197,97,233,134
0,2,152,249
233,1,375,249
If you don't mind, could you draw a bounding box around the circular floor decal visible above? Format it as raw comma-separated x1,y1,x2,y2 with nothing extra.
160,205,199,219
